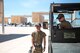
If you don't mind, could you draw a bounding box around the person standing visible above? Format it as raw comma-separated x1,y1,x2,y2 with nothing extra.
31,23,46,53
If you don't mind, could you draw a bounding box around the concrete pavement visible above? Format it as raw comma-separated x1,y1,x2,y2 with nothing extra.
0,27,49,53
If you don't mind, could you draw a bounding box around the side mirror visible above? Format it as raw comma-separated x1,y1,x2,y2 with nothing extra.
43,22,48,29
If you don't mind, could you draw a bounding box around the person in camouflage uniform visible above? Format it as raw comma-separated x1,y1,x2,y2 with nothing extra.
31,23,46,53
57,14,72,29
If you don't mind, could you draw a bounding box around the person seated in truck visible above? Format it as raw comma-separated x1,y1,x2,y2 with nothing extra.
57,14,72,29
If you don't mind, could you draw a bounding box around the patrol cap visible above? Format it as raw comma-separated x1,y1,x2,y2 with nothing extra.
57,14,64,19
35,23,41,27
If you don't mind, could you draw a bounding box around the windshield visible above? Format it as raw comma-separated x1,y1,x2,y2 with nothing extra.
72,11,80,27
53,11,80,28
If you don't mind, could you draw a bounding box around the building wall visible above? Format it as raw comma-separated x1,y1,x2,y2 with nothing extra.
0,17,8,24
40,15,44,23
4,17,8,24
32,12,44,23
11,16,27,24
0,18,2,23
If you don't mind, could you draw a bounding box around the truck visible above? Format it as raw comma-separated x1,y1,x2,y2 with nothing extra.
49,3,80,53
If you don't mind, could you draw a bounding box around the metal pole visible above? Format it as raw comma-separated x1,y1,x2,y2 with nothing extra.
2,0,4,34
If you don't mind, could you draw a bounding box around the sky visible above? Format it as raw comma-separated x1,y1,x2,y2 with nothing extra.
4,0,53,17
4,0,80,17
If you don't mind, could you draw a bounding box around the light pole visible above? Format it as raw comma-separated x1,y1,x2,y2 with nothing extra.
2,0,4,34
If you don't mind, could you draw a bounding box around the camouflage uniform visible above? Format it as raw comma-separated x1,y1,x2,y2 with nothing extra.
31,31,46,53
60,20,72,29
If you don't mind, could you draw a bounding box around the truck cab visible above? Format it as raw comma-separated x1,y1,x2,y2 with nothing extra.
49,3,80,53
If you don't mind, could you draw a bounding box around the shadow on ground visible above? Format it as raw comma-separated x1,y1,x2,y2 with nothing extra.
0,34,30,43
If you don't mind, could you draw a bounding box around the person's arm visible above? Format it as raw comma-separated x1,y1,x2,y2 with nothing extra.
32,37,34,47
31,33,34,48
43,36,46,51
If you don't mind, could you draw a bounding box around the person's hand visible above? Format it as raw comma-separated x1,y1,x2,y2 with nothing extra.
32,46,35,50
43,47,46,52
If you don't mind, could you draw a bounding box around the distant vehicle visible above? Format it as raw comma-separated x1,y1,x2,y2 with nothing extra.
49,3,80,53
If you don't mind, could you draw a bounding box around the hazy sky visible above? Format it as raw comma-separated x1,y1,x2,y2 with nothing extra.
4,0,80,17
4,0,53,16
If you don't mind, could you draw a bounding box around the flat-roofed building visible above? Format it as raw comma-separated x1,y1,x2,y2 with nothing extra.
0,17,8,24
4,17,8,24
11,16,27,24
32,12,44,23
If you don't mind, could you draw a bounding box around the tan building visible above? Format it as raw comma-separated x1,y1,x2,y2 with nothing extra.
32,12,44,23
0,18,2,23
0,17,8,24
4,17,8,24
11,16,27,24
